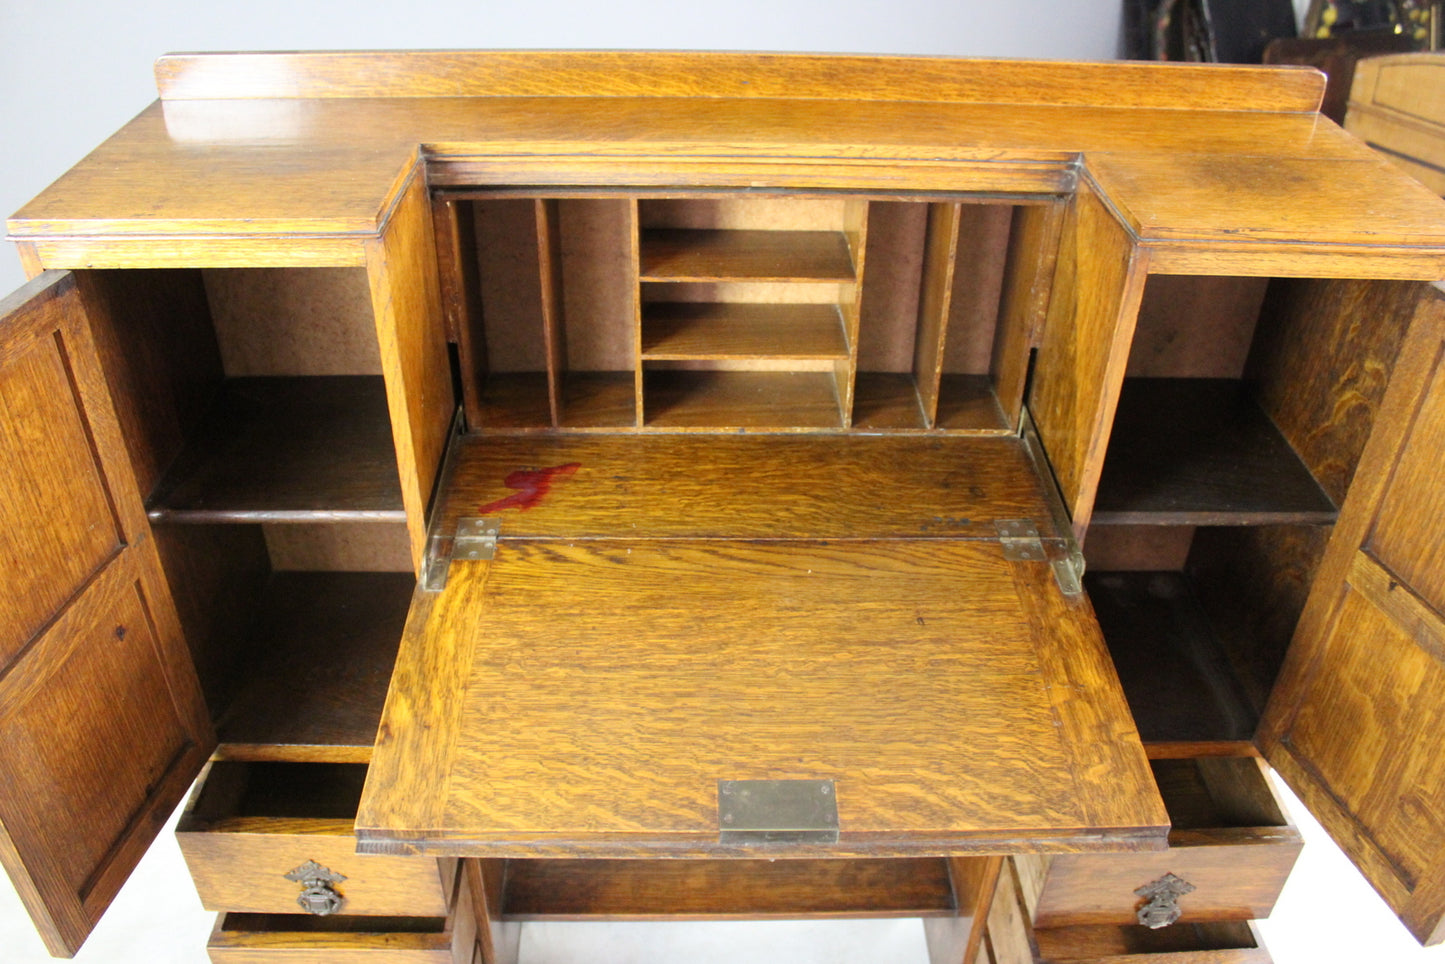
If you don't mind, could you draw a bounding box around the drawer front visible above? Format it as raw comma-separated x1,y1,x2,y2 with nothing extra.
179,762,451,918
207,913,458,964
1031,922,1273,963
181,832,452,918
989,860,1273,963
1029,758,1301,927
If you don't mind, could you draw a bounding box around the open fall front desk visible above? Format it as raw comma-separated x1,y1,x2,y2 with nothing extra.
354,434,1164,860
5,50,1445,964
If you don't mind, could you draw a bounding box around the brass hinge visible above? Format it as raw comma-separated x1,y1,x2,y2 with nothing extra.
422,517,499,592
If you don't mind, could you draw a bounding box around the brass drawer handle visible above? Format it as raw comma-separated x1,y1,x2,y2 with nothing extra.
1135,872,1195,929
285,860,348,916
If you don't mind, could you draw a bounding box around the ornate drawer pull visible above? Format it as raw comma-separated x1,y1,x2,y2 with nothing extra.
1135,872,1195,929
285,860,347,916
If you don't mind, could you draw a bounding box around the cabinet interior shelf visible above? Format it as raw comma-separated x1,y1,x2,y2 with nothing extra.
1092,378,1338,526
640,302,849,361
1085,570,1258,749
146,376,406,524
214,571,414,763
643,370,844,429
639,229,856,282
502,858,957,921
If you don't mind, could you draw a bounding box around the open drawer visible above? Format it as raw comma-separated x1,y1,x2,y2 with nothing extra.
1018,756,1301,928
179,761,456,918
988,859,1273,964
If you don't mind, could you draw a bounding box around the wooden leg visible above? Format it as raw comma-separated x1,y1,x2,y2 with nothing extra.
923,856,1005,964
466,859,521,964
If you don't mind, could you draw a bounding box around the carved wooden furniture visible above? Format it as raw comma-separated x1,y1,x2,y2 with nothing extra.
3,51,1445,963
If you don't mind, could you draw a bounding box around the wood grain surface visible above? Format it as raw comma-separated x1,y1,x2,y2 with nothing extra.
1028,178,1148,539
434,433,1061,542
1261,285,1445,944
145,376,406,524
366,165,455,569
154,51,1325,110
358,537,1165,857
178,761,450,917
502,857,956,919
0,272,213,955
213,572,415,762
1090,379,1337,526
208,911,457,963
1033,757,1301,928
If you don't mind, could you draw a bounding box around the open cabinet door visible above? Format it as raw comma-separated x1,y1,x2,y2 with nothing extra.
1260,283,1445,946
0,272,214,956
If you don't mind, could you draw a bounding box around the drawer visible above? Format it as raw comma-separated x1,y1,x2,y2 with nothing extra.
985,859,1272,964
207,913,463,964
1031,922,1272,963
179,761,454,918
1020,756,1300,928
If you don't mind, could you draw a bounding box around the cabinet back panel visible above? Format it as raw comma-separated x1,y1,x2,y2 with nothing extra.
204,268,380,376
1187,524,1330,716
942,204,1012,376
1126,276,1266,379
638,197,847,231
263,522,415,572
473,200,547,372
857,201,925,372
559,199,635,371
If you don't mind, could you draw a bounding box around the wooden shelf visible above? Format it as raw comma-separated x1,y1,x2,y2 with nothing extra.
643,370,843,429
936,374,1010,433
639,229,856,282
1085,570,1258,747
641,303,849,360
1092,378,1337,526
476,372,553,430
852,373,928,429
503,858,957,920
147,377,406,524
560,371,637,428
214,571,414,763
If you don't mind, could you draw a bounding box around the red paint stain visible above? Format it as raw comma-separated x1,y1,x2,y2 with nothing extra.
477,462,581,514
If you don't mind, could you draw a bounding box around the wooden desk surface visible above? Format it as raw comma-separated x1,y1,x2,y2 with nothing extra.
355,435,1168,858
9,52,1445,279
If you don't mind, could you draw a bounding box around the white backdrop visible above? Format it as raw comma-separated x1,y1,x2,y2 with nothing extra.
3,1,1444,962
1,0,1123,293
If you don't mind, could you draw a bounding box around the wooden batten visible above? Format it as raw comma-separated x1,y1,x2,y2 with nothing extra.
153,51,1325,113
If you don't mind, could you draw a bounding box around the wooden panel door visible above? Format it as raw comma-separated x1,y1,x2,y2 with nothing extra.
1260,283,1445,946
0,272,214,956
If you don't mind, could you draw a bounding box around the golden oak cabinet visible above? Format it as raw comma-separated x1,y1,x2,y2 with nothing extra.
2,51,1445,964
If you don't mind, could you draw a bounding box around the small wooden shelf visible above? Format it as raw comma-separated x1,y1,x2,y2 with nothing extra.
639,229,856,282
643,370,843,429
560,371,638,428
147,376,406,524
1092,378,1337,526
214,571,414,763
1085,570,1258,747
936,374,1011,433
476,372,554,429
851,373,929,429
641,303,849,360
502,858,957,920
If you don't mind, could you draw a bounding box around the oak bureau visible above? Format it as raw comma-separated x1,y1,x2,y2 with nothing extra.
3,50,1445,963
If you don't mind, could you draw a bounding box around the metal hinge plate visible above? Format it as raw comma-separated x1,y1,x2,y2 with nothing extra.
718,779,839,845
993,518,1083,596
995,519,1047,560
422,517,499,592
